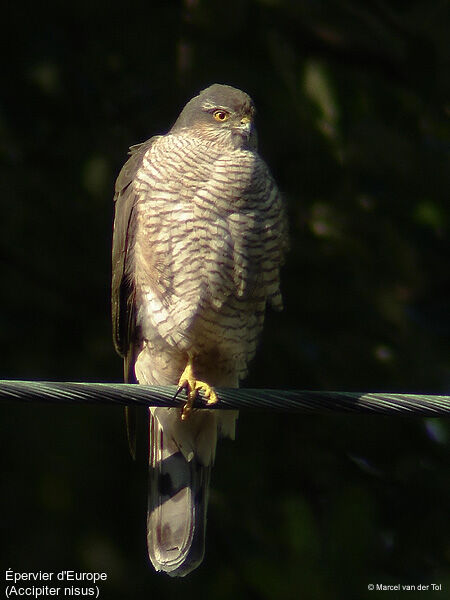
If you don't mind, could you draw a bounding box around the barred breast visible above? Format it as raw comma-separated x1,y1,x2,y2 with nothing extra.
131,131,285,384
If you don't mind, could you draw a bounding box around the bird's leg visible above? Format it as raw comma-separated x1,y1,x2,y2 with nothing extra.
177,355,218,420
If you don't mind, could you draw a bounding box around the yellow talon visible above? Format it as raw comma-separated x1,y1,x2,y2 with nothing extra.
177,357,218,420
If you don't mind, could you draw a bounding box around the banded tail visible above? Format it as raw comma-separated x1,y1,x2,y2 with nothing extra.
147,407,211,577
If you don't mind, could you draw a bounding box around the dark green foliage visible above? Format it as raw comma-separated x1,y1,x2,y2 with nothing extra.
1,1,448,597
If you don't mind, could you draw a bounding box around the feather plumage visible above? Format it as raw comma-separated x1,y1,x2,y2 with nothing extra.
111,84,287,576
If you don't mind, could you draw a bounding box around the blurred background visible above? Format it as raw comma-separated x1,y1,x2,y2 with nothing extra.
1,1,449,598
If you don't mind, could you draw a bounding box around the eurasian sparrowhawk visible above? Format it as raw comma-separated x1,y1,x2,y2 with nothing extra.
112,83,287,576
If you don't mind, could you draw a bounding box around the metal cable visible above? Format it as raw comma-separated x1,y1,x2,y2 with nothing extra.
0,380,448,416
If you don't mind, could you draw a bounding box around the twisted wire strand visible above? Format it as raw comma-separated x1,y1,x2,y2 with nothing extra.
0,380,448,416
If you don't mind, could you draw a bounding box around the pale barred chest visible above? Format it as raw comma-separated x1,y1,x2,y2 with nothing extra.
134,133,259,209
131,133,278,361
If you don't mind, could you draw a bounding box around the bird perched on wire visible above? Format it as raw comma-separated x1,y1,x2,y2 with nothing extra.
111,83,288,576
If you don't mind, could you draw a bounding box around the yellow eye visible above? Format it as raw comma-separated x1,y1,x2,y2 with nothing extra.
213,110,229,122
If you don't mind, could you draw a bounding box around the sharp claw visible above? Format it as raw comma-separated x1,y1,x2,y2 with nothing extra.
177,357,218,419
205,389,218,405
181,392,195,420
173,385,185,400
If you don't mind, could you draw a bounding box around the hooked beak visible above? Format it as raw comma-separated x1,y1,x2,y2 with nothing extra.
233,115,253,141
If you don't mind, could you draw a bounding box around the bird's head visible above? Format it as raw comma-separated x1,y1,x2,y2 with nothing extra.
171,83,257,150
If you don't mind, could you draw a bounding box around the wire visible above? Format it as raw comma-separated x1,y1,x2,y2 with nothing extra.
0,380,448,416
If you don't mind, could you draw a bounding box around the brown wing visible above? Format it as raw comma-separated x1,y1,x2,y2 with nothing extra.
112,137,160,458
111,136,159,374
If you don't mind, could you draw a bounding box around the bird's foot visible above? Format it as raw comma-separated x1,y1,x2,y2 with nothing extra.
176,359,218,420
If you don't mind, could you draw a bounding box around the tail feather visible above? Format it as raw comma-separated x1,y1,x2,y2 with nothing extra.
147,408,210,577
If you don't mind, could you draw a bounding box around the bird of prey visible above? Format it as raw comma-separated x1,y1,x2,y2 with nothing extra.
112,83,287,576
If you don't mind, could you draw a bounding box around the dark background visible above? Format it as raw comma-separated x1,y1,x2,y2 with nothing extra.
1,1,449,598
